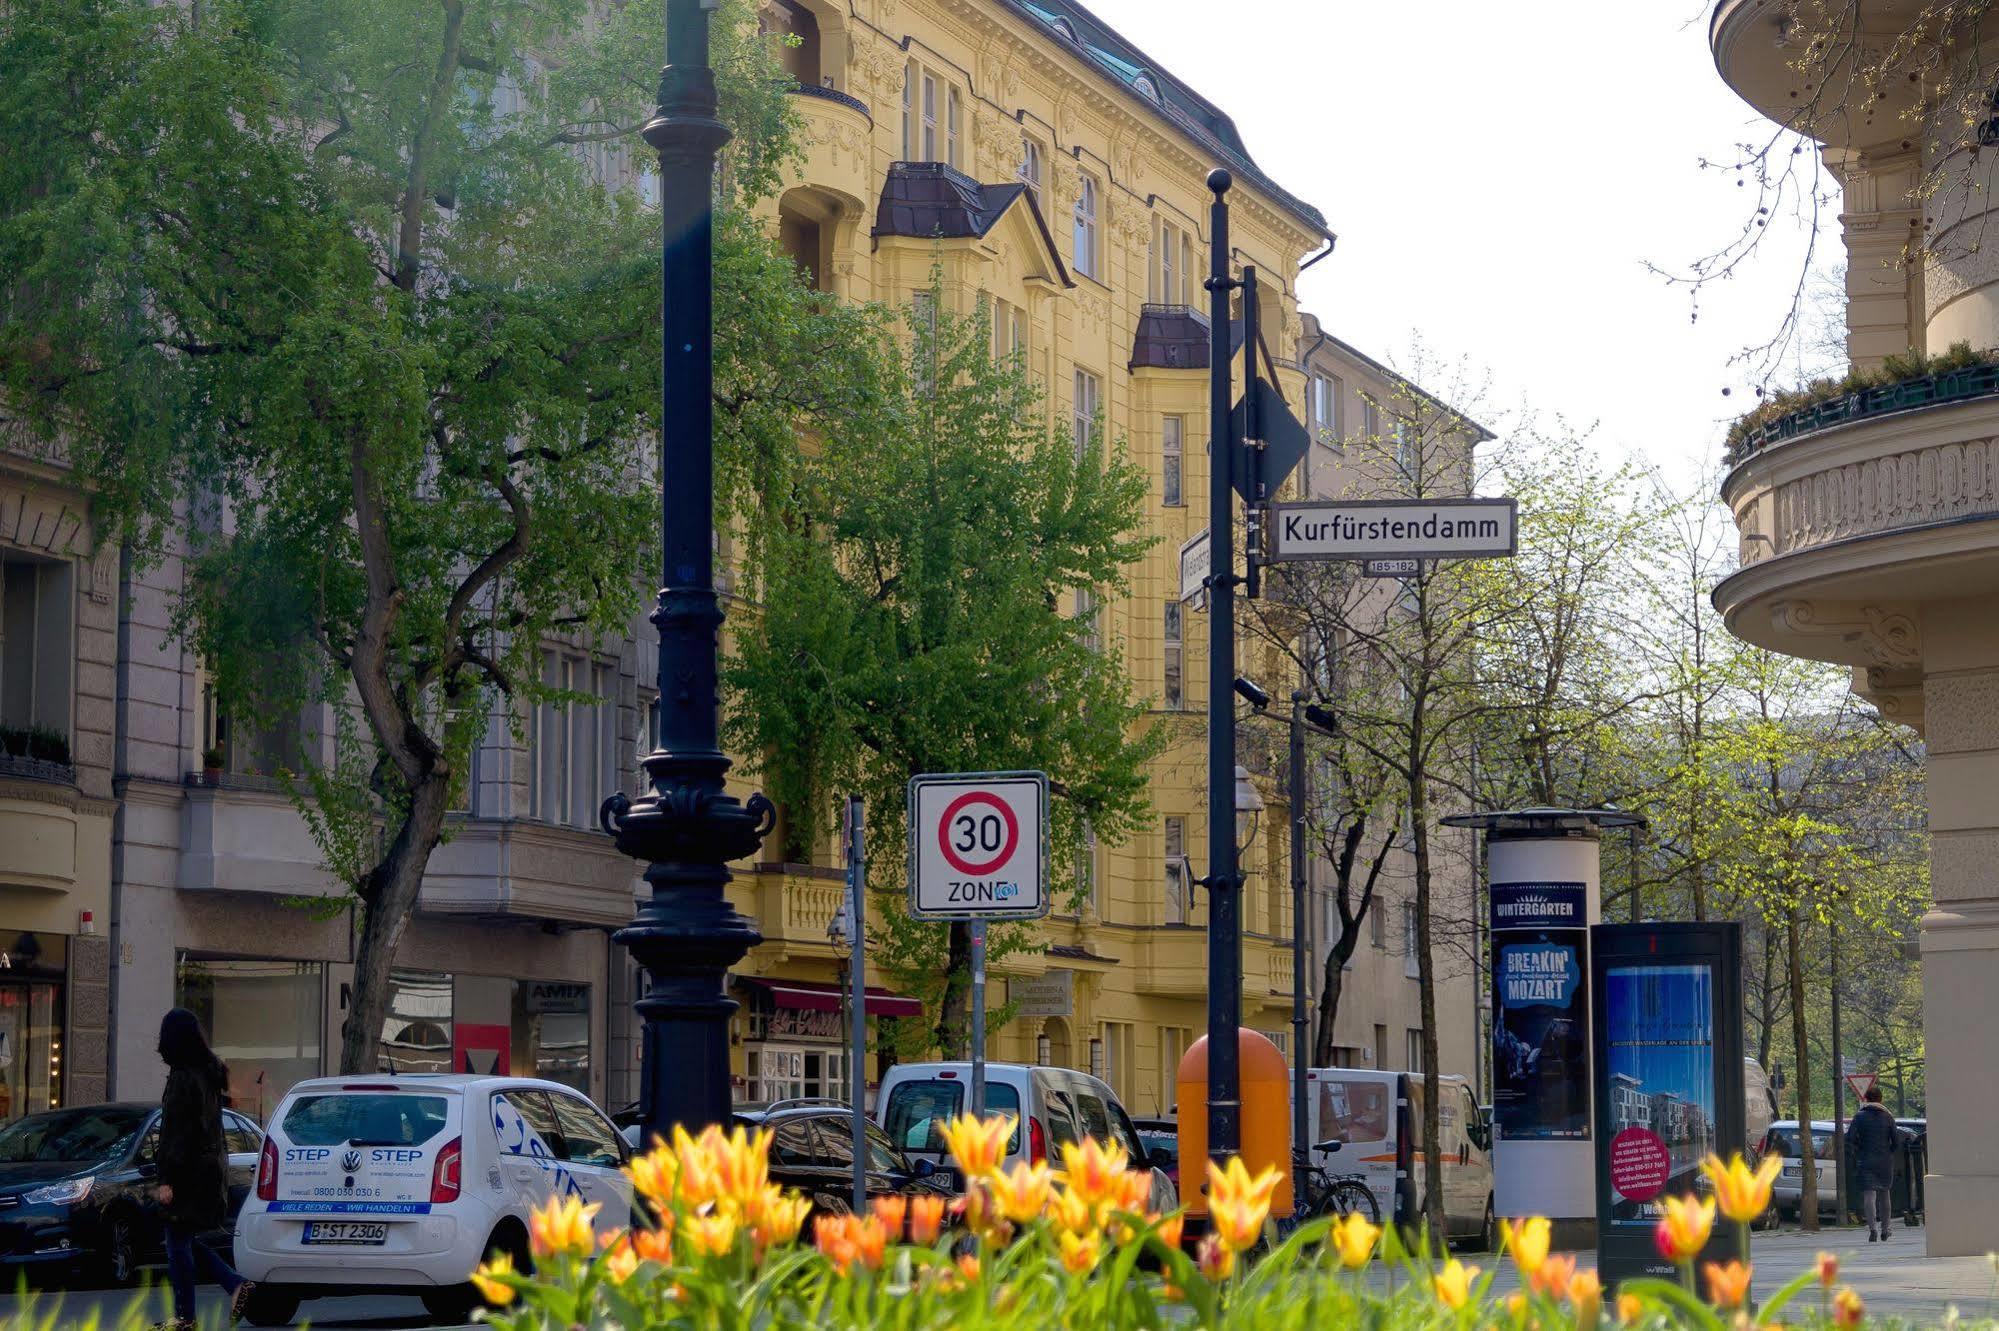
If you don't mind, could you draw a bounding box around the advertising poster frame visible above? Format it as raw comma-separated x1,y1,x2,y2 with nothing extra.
1590,922,1746,1287
1491,880,1592,1142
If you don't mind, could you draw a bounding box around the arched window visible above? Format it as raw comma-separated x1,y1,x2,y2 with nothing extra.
1133,73,1159,100
1051,16,1076,41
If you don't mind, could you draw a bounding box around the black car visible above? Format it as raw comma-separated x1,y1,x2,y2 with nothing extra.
742,1104,956,1214
0,1102,263,1285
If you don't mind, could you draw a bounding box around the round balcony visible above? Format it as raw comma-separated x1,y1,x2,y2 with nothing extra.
1709,0,1926,151
785,84,874,214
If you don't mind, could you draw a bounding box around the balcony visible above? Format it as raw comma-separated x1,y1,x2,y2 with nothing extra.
740,863,848,963
0,767,112,933
786,84,873,209
1708,0,1919,148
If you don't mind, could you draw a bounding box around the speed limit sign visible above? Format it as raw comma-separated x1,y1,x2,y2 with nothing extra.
907,772,1049,919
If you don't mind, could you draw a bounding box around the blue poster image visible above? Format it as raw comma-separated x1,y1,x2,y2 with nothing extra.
1492,936,1589,1139
1603,964,1717,1226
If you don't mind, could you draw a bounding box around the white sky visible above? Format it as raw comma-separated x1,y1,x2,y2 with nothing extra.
1079,0,1833,491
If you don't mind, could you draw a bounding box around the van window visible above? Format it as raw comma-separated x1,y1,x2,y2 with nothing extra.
1316,1078,1391,1143
1070,1087,1114,1144
549,1092,624,1167
883,1080,1022,1153
1108,1102,1147,1162
1043,1090,1081,1148
281,1093,450,1148
500,1090,567,1157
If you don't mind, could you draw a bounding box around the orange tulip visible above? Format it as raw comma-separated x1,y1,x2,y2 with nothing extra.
683,1208,739,1259
989,1160,1055,1224
1057,1227,1102,1275
1833,1288,1865,1330
671,1125,724,1210
1617,1293,1645,1325
1502,1216,1552,1277
872,1193,908,1237
1433,1258,1480,1311
632,1225,674,1264
602,1240,640,1284
1195,1231,1236,1281
469,1250,518,1306
1652,1194,1715,1265
1703,1259,1753,1309
1205,1157,1280,1253
956,1252,981,1281
625,1143,679,1206
1530,1251,1578,1299
1569,1268,1604,1326
754,1190,812,1249
1701,1153,1782,1224
1155,1212,1186,1251
937,1114,1014,1179
528,1194,601,1258
1816,1252,1840,1287
1060,1137,1133,1208
812,1213,888,1274
909,1193,947,1244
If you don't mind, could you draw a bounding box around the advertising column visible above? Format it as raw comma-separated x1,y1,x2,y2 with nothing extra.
1488,830,1599,1239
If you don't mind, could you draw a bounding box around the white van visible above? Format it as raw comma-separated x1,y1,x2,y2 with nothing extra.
1744,1058,1777,1157
1306,1068,1493,1246
876,1062,1176,1213
233,1074,632,1325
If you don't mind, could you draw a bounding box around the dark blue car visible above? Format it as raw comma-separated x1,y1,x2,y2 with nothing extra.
0,1102,261,1285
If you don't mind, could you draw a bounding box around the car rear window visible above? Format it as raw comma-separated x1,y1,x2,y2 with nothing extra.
883,1080,1021,1153
1765,1127,1833,1159
281,1093,451,1148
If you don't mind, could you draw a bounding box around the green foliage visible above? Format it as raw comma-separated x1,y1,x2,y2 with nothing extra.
0,725,70,766
1726,341,1996,456
726,276,1161,1052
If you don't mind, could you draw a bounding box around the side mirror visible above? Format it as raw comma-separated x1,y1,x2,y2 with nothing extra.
1148,1146,1173,1168
912,1158,938,1179
1313,1139,1343,1154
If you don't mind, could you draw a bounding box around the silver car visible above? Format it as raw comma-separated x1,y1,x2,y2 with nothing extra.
1763,1119,1837,1220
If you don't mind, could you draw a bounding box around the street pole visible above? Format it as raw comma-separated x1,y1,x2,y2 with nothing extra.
1203,167,1242,1162
601,0,771,1144
970,919,988,1117
846,796,867,1213
1289,691,1310,1214
1830,919,1846,1222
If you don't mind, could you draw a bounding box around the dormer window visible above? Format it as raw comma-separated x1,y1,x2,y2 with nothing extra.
1133,73,1159,100
1051,16,1076,41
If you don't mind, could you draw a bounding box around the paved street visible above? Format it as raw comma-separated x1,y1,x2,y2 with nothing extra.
0,1278,471,1330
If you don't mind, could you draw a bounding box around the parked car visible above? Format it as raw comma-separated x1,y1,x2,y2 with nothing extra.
876,1063,1177,1214
1306,1067,1493,1248
0,1101,261,1284
1762,1119,1838,1220
1744,1060,1778,1158
233,1074,633,1325
743,1103,956,1214
1130,1116,1179,1189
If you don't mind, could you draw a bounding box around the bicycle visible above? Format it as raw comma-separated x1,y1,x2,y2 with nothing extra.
1296,1141,1381,1223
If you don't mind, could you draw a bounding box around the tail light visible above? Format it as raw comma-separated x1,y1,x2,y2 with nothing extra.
256,1138,279,1201
1028,1116,1047,1165
431,1137,463,1203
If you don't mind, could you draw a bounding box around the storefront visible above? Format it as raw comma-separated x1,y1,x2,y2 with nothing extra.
734,977,920,1106
0,932,67,1124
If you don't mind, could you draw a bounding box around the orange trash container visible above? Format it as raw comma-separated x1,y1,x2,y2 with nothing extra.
1175,1029,1292,1217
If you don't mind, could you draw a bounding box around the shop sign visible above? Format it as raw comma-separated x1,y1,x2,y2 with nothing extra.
0,932,66,978
764,1008,842,1040
524,981,589,1014
1012,969,1073,1018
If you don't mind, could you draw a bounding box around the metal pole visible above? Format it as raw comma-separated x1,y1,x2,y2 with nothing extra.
847,796,867,1213
1289,691,1310,1215
1830,919,1846,1221
603,0,770,1144
1203,167,1242,1162
970,919,988,1117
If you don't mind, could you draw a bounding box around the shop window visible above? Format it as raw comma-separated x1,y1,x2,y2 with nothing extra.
531,651,616,828
745,1044,848,1105
378,970,453,1075
177,957,324,1124
513,978,590,1095
0,553,74,741
0,932,67,1125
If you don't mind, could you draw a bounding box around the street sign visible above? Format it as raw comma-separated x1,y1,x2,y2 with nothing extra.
907,771,1050,920
1363,558,1421,578
1267,497,1518,562
1179,529,1211,604
1230,377,1312,503
1845,1072,1877,1101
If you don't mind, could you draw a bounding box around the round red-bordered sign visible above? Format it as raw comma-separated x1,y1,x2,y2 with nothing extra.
938,790,1020,877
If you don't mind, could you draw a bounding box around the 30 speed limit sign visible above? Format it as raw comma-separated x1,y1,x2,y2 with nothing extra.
907,772,1049,919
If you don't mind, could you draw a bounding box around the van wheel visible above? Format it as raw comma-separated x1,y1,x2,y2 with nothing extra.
240,1286,301,1327
424,1223,532,1324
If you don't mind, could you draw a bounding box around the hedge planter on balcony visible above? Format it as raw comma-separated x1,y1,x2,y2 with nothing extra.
1728,344,1999,464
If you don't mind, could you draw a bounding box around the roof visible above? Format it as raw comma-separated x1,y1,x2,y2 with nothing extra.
873,163,1073,286
280,1073,574,1092
998,0,1329,239
1128,304,1246,372
1300,313,1498,445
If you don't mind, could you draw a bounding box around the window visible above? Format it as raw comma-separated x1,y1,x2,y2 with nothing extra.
1151,218,1193,305
1162,601,1183,710
1102,1022,1135,1103
1310,372,1343,442
1159,1027,1191,1113
772,1119,814,1167
883,1079,1022,1154
1393,419,1417,477
1074,587,1099,653
912,290,938,393
1370,897,1386,948
378,969,453,1075
1072,1086,1113,1143
1161,415,1184,506
992,297,1027,366
1164,815,1188,923
1403,901,1420,978
177,958,324,1124
1362,396,1381,441
513,978,591,1093
531,651,616,828
0,553,73,742
1373,1025,1387,1065
283,1092,451,1149
548,1091,625,1167
1406,1028,1426,1074
1071,369,1100,461
1075,817,1097,906
900,61,915,159
500,1089,566,1154
223,1113,262,1157
921,72,938,161
1132,73,1159,101
1072,173,1100,279
1020,137,1044,203
947,86,961,168
1327,1045,1362,1070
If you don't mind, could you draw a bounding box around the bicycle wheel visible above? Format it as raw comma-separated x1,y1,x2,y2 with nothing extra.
1317,1179,1381,1224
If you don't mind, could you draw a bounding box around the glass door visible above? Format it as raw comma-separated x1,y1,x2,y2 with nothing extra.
0,982,63,1124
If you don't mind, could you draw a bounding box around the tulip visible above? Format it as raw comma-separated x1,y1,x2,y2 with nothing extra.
711,1124,773,1205
1816,1252,1840,1287
1703,1259,1753,1309
1506,1293,1531,1324
672,1125,724,1209
1060,1137,1133,1208
602,1240,640,1284
1502,1216,1552,1277
1048,1184,1096,1235
1433,1258,1480,1311
754,1190,812,1249
1530,1251,1578,1299
632,1225,673,1264
683,1208,740,1259
937,1114,1014,1179
1155,1212,1186,1251
625,1143,679,1206
1057,1227,1102,1275
1834,1288,1865,1330
1653,1194,1715,1265
1205,1157,1280,1253
956,1252,981,1281
1569,1268,1604,1326
1701,1153,1782,1224
1331,1210,1381,1269
872,1193,908,1237
469,1250,517,1307
909,1192,947,1244
528,1193,601,1259
989,1160,1055,1223
1617,1293,1645,1326
1195,1232,1236,1281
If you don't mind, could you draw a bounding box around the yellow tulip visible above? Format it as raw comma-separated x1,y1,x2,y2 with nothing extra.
625,1142,680,1206
1205,1157,1280,1253
1700,1153,1782,1224
711,1124,773,1206
671,1124,724,1209
1047,1184,1097,1235
988,1159,1055,1223
1330,1210,1381,1269
1059,1137,1133,1209
528,1193,601,1258
937,1114,1014,1179
1530,1251,1577,1299
1195,1231,1236,1281
602,1239,640,1285
469,1249,517,1306
1433,1258,1480,1310
1501,1216,1551,1277
1652,1194,1715,1265
1833,1288,1865,1330
1703,1259,1753,1309
753,1189,812,1249
1569,1268,1604,1326
1617,1293,1645,1326
683,1208,739,1259
1057,1227,1102,1275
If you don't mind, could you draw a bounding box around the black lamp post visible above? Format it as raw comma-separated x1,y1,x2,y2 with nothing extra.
601,0,772,1145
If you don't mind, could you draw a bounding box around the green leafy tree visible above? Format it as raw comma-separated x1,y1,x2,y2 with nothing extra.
0,0,862,1071
727,284,1160,1055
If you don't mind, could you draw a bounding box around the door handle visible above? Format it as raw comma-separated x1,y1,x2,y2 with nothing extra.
511,1164,537,1182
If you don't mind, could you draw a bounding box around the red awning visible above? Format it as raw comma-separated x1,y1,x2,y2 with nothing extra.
742,977,922,1018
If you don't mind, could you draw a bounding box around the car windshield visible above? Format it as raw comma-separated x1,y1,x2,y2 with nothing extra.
0,1106,151,1165
883,1080,1022,1154
280,1093,450,1147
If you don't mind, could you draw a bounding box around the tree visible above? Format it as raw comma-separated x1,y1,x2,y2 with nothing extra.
0,0,861,1071
726,283,1161,1056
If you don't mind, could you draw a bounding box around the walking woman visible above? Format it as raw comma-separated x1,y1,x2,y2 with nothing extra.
156,1009,255,1326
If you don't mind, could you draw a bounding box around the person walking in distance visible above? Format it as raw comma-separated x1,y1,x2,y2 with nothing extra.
1848,1084,1909,1242
155,1009,255,1326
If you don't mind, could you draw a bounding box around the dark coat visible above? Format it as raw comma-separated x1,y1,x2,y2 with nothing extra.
1847,1102,1905,1191
158,1059,232,1231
